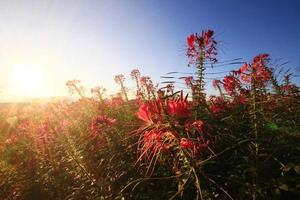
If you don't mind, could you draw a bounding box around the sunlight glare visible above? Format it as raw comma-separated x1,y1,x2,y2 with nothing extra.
10,65,46,97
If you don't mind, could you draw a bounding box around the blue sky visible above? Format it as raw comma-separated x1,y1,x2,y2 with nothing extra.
0,0,299,101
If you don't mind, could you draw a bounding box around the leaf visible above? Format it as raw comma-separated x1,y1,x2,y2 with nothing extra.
279,184,289,191
282,164,293,172
266,122,278,131
294,165,300,175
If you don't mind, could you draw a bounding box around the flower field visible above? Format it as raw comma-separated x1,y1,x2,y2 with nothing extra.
0,30,299,199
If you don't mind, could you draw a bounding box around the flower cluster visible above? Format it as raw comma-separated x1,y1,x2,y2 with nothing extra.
114,74,125,84
136,91,210,175
91,115,116,137
209,96,229,113
240,54,272,86
187,30,218,64
223,75,240,95
167,93,191,119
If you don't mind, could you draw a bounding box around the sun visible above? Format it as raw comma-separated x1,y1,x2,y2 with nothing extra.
10,64,46,97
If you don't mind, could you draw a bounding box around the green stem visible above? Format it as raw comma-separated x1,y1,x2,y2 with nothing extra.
251,68,258,200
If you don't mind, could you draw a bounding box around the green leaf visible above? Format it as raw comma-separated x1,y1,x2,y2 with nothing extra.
294,165,300,175
279,184,289,191
266,122,278,131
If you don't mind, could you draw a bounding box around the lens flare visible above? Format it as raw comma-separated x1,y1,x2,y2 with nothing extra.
9,64,46,97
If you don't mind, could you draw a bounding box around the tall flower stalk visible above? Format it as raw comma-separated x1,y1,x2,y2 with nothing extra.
115,74,129,101
186,30,218,118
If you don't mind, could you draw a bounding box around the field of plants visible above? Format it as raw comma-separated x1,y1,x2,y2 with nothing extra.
0,30,299,199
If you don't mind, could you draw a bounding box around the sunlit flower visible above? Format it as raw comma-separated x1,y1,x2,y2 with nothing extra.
131,69,141,80
91,115,116,136
110,94,124,107
39,122,53,145
167,97,191,119
137,104,152,123
114,74,125,84
5,134,18,145
137,100,163,124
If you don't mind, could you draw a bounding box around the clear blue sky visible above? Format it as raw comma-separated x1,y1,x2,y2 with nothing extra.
0,0,299,101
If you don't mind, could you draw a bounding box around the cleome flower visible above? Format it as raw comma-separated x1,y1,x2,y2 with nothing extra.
137,103,152,124
136,99,163,124
187,30,218,65
180,138,194,149
187,34,195,49
91,115,116,137
239,54,272,86
167,92,191,119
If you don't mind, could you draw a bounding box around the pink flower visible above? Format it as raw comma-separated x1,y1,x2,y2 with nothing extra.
114,74,125,84
131,69,141,80
110,94,124,107
184,76,196,92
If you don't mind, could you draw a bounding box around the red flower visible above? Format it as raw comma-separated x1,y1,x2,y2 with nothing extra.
137,104,152,123
187,30,218,64
187,34,195,49
209,96,227,113
110,94,124,107
192,120,204,132
180,138,194,149
240,63,248,73
91,115,116,136
282,84,298,96
137,100,163,124
139,129,175,163
203,30,214,45
240,54,271,85
167,93,191,119
223,75,239,95
196,141,209,154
